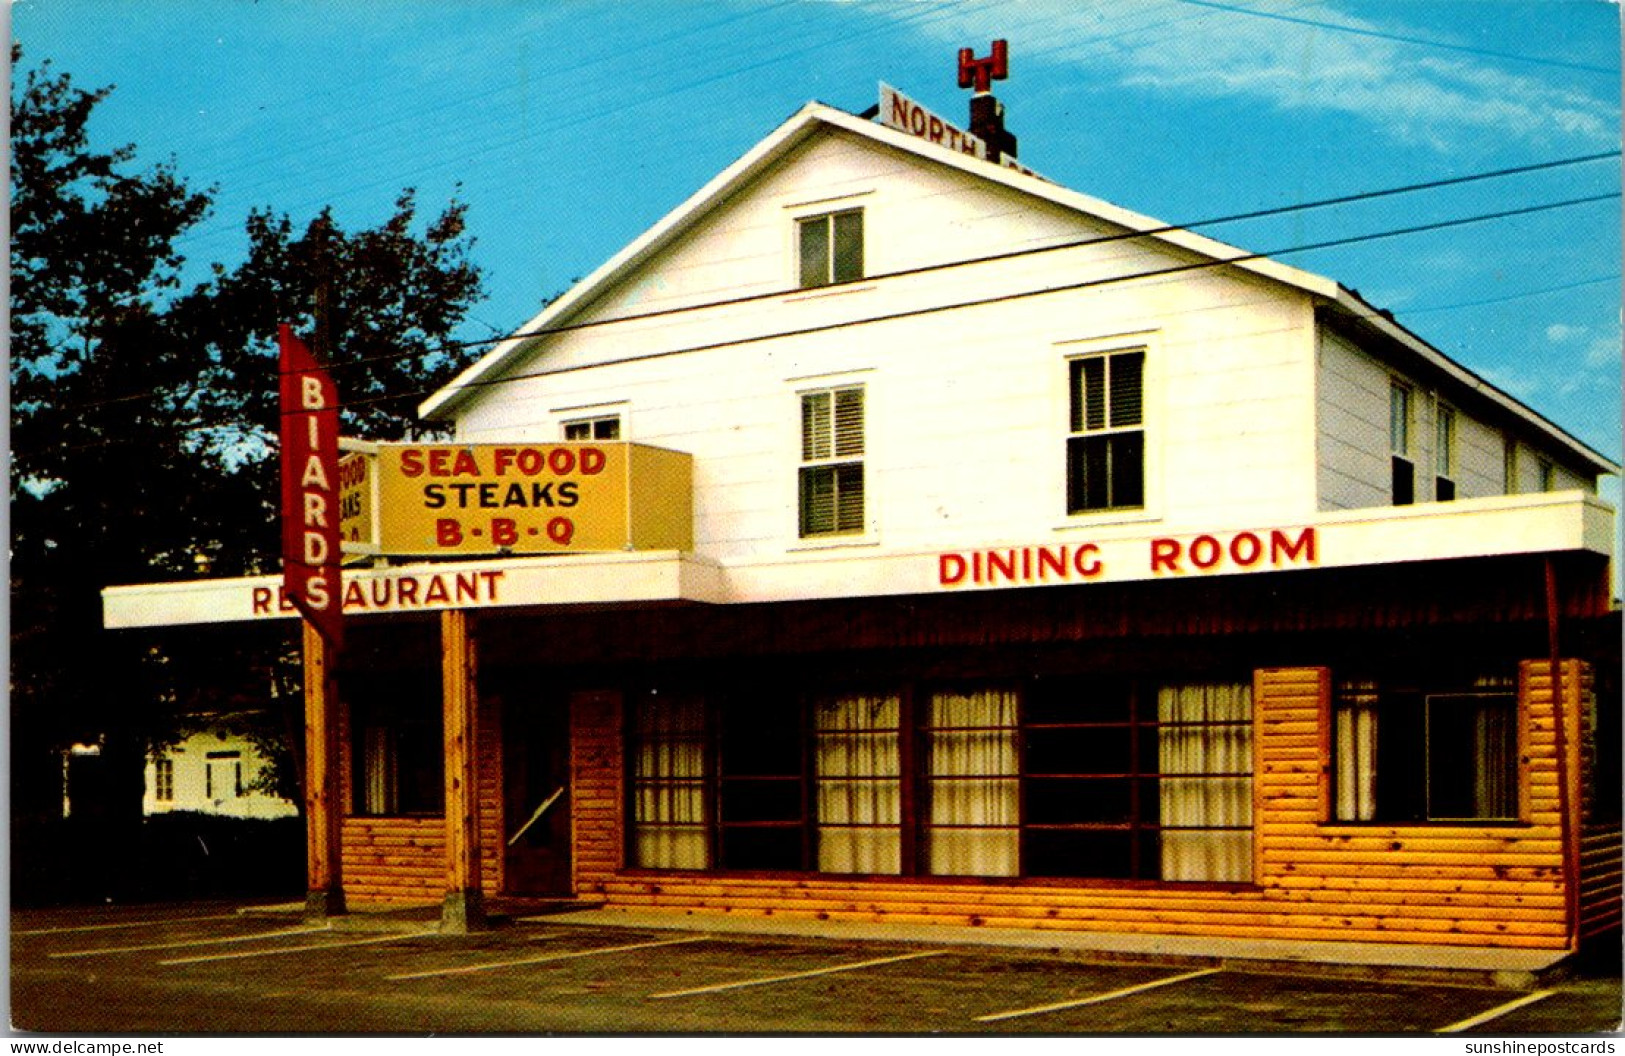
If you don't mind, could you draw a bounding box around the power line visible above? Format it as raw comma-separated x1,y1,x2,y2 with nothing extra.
1173,0,1621,76
44,147,1621,416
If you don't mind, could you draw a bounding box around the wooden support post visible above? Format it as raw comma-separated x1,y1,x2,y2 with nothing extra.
1545,556,1578,950
440,609,485,932
303,622,346,919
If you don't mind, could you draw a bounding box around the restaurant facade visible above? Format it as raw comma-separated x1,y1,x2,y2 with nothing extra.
105,91,1620,959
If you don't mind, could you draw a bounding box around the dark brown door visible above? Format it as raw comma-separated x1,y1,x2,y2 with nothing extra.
503,695,572,896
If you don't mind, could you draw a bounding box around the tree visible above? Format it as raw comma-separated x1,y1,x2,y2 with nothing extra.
9,48,486,880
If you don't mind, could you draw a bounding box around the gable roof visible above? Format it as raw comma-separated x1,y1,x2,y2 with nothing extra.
420,102,1617,476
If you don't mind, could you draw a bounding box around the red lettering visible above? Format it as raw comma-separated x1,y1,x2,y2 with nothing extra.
939,553,968,585
493,448,517,475
397,577,419,606
428,449,451,476
492,518,519,547
579,447,607,475
547,517,575,546
370,579,393,607
1151,538,1181,573
928,116,944,143
1190,535,1222,569
1074,543,1102,577
252,587,272,614
400,448,424,477
1038,547,1068,580
1230,531,1263,566
423,575,451,605
1271,527,1317,565
452,449,480,476
455,573,480,603
343,579,365,609
910,107,926,135
482,570,503,600
436,519,463,547
548,448,576,475
889,92,910,128
518,448,545,474
987,550,1016,582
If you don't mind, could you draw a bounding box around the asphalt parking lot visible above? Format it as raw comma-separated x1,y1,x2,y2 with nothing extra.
10,900,1622,1035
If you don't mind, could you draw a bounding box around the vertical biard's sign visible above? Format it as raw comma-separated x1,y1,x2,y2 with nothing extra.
278,324,343,648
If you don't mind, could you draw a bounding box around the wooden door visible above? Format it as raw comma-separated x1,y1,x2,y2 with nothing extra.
502,695,572,897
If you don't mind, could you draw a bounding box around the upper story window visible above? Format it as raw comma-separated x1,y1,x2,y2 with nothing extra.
563,415,621,441
799,386,865,537
1389,381,1414,506
1066,350,1144,514
798,210,864,289
1434,404,1456,502
1537,457,1556,492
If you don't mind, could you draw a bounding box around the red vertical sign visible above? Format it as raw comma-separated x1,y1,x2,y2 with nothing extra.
279,324,343,649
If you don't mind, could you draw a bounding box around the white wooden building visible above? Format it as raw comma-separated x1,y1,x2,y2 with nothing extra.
105,97,1618,960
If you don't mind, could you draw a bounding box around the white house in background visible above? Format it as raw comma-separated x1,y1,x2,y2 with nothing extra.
143,719,297,820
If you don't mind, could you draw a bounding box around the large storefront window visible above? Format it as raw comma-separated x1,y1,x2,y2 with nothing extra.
349,676,444,817
626,676,1254,883
1332,671,1517,822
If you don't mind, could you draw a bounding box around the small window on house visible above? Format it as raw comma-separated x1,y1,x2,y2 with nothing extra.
799,386,865,537
206,751,241,800
1390,382,1414,505
1066,350,1145,514
1503,435,1520,494
1538,458,1556,492
798,210,864,288
563,415,621,441
1434,404,1456,501
1332,672,1517,823
153,758,174,802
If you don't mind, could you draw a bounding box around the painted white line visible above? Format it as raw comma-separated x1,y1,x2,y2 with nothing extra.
50,925,331,959
975,967,1223,1023
650,949,947,999
386,935,708,980
15,913,241,936
160,929,440,965
1436,990,1557,1034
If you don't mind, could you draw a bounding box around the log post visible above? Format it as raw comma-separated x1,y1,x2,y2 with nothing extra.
440,609,485,932
303,621,346,919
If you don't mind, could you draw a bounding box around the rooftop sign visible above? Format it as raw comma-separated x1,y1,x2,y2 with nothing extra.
340,441,692,557
877,83,1042,180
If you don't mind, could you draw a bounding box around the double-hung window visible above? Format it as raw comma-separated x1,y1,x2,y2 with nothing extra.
798,210,864,288
1434,404,1456,501
1390,381,1414,505
154,758,175,802
799,386,865,537
1066,350,1145,513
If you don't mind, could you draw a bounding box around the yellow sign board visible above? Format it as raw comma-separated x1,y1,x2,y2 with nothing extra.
341,442,691,556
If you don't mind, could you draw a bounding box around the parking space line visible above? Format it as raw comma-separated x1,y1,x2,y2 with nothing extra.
160,929,441,965
974,967,1223,1023
385,935,707,980
649,949,947,999
50,925,331,959
15,913,241,936
1435,990,1556,1034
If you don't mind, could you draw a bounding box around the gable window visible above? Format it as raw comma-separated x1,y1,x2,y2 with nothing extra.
798,210,863,288
563,415,620,441
1390,382,1414,505
1066,350,1145,514
799,386,865,537
1332,671,1517,823
1434,404,1456,501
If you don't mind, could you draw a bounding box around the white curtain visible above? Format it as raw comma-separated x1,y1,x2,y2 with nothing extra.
1334,680,1379,822
631,693,709,869
814,694,901,874
361,725,398,816
1467,676,1517,819
1158,682,1253,882
926,689,1019,877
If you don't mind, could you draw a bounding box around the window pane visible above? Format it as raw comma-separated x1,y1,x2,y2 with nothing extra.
1109,432,1145,508
798,216,830,288
1435,407,1454,475
832,211,863,283
801,391,831,460
800,465,835,535
593,418,620,440
563,422,590,441
1390,384,1410,454
1109,351,1144,427
1067,435,1106,512
834,463,864,532
1393,455,1415,505
1427,691,1517,819
1024,830,1136,880
814,693,901,875
925,689,1019,877
832,388,864,457
1081,358,1106,431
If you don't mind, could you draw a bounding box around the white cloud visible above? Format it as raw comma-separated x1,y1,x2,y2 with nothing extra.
1585,334,1621,368
1547,323,1585,342
905,0,1618,154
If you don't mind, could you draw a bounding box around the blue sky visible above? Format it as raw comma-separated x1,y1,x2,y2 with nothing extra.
13,0,1622,469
